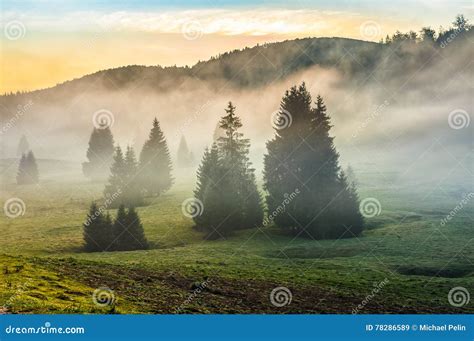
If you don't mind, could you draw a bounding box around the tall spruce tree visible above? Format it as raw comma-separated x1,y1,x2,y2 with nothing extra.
177,135,194,168
82,125,115,181
212,121,226,142
139,118,173,196
193,144,226,237
112,205,148,251
16,154,28,185
194,144,219,210
83,202,113,252
26,151,39,184
17,135,29,157
16,150,39,184
241,169,264,229
264,83,363,239
123,146,142,207
193,102,263,238
104,146,126,207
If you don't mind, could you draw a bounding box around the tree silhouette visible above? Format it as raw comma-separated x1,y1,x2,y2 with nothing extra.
16,150,39,184
194,102,263,238
83,126,115,181
177,135,194,168
112,205,148,251
104,146,126,207
264,83,363,239
16,135,29,157
139,118,173,196
83,202,113,252
123,146,142,206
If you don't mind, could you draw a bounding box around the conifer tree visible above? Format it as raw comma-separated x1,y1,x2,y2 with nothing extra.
82,125,115,181
16,154,28,185
112,205,148,251
194,144,219,209
241,170,264,228
193,144,223,235
123,146,142,206
111,204,127,250
193,103,263,238
16,150,39,185
177,135,194,168
104,146,126,207
212,121,226,142
17,135,29,157
83,202,113,252
124,206,148,249
336,171,364,237
26,151,39,184
264,83,364,239
139,118,173,196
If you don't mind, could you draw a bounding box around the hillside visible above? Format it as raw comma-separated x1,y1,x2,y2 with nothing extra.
0,34,472,175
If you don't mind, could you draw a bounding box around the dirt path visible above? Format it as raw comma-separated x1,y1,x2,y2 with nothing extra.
35,257,453,314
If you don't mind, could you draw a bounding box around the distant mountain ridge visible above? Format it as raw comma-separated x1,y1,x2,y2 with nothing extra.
2,37,382,98
0,32,471,166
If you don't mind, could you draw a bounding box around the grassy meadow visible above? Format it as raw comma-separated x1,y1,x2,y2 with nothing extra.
1,159,473,314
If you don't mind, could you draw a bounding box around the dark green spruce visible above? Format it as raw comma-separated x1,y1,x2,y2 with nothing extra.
263,83,363,239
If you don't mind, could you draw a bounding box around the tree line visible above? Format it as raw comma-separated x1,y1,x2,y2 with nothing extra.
81,82,364,252
382,14,471,46
15,82,363,252
83,117,174,208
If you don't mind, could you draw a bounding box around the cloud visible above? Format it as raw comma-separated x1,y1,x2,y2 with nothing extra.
1,8,408,39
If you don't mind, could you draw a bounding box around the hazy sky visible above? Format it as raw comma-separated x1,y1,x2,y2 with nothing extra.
1,0,472,92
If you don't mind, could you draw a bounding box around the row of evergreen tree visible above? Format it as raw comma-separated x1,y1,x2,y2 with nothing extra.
192,83,364,240
83,203,148,252
83,118,192,182
382,14,471,45
84,118,174,208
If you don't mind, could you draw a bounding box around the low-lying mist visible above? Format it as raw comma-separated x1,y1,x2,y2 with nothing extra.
1,37,472,190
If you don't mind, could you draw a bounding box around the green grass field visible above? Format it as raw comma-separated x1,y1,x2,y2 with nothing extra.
1,161,473,314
